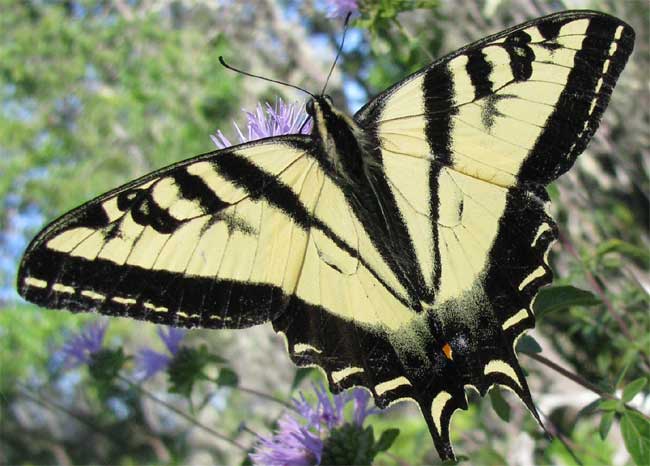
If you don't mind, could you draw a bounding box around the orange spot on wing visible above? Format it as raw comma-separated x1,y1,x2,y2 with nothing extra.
442,343,453,360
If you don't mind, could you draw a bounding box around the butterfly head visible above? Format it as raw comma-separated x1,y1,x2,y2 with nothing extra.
305,94,334,118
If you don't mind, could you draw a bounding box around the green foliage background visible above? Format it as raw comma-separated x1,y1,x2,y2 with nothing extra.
1,0,648,465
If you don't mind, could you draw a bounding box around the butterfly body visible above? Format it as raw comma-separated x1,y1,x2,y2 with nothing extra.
309,96,370,187
18,11,634,460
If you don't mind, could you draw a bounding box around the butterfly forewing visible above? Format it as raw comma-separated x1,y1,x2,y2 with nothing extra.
19,133,414,326
19,138,320,328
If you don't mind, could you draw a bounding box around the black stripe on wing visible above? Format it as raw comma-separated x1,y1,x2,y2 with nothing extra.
354,142,433,306
503,29,535,81
214,152,313,229
121,187,184,234
172,170,230,212
518,15,634,184
423,65,456,295
423,66,456,167
465,49,494,100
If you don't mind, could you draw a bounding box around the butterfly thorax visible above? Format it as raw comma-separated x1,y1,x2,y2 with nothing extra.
308,96,371,185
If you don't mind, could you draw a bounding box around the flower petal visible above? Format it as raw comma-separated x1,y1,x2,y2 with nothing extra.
211,99,311,149
157,326,186,355
134,348,171,380
58,320,108,369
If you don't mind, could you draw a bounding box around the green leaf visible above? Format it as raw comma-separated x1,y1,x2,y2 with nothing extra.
576,398,602,419
533,286,601,317
516,335,542,354
489,388,511,422
623,378,647,403
621,411,650,466
374,428,400,453
290,367,316,392
216,367,239,387
615,363,632,390
599,411,615,440
599,399,620,412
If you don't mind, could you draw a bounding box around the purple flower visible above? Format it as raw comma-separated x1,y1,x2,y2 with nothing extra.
59,320,108,369
326,0,360,19
211,99,312,149
316,382,347,429
134,326,186,380
351,387,379,426
251,382,378,465
250,415,323,466
157,326,185,355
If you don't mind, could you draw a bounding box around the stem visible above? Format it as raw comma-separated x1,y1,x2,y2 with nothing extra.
118,375,247,451
239,423,260,438
203,373,297,411
523,352,650,422
237,385,297,412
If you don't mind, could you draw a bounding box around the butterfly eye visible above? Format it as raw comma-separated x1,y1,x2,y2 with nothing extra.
306,100,315,115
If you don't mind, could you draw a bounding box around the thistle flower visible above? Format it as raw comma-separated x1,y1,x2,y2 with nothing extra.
326,0,360,19
250,414,324,466
211,99,312,149
134,326,186,380
58,320,108,369
250,383,379,466
293,382,347,430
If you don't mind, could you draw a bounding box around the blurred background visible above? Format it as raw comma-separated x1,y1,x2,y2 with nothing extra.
1,0,648,464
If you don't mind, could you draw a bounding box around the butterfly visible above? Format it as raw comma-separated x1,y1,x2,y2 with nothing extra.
18,10,634,460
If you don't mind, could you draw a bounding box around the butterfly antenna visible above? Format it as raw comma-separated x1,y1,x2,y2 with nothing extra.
321,12,352,96
219,57,315,98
